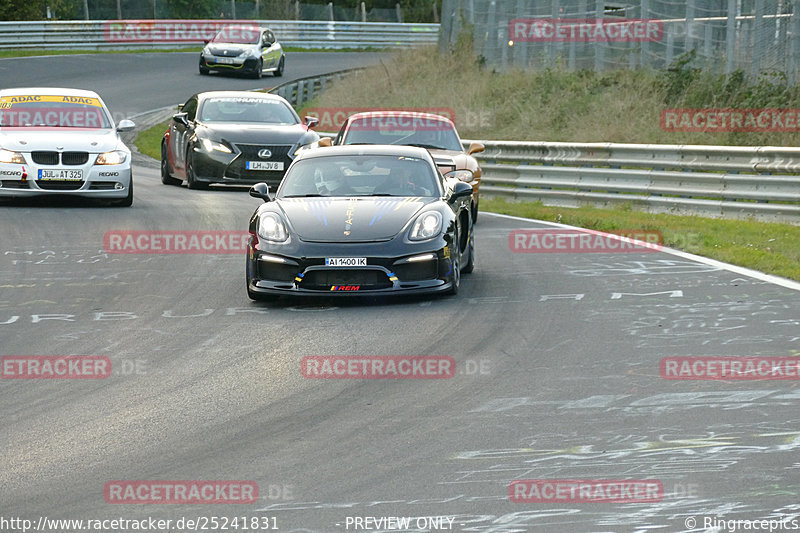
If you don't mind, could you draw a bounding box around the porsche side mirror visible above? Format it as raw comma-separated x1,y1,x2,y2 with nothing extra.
318,137,332,147
172,113,189,127
467,142,485,155
249,182,271,202
304,116,319,129
450,181,473,201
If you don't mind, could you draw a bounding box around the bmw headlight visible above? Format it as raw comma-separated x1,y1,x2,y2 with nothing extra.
409,211,443,241
0,149,25,164
200,138,232,153
94,150,127,165
445,169,474,182
258,213,289,243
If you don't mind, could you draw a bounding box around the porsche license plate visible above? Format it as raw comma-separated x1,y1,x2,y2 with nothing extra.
325,257,367,267
246,161,284,171
38,169,83,180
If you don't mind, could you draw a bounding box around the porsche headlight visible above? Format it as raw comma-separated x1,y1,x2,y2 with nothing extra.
94,150,127,165
409,211,442,241
445,169,474,182
200,138,232,153
258,213,289,243
0,149,25,164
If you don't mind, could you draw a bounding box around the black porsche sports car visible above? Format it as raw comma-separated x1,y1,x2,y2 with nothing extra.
161,91,319,189
245,145,475,300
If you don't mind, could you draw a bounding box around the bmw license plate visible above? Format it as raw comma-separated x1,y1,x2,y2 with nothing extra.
326,257,367,267
246,161,284,171
38,169,83,180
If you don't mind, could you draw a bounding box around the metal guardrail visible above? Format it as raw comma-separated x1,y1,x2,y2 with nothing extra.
463,140,800,223
268,67,364,108
0,20,438,50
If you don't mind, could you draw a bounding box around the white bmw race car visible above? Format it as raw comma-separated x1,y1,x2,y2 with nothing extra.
0,87,135,206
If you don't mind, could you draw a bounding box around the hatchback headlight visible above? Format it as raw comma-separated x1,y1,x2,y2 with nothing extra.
445,169,474,182
258,213,289,243
409,211,442,241
0,149,25,164
94,150,127,165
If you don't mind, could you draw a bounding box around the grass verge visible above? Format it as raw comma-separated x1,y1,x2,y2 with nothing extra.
135,120,169,160
483,198,800,282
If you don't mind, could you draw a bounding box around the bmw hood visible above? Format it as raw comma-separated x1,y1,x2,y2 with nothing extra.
278,197,435,242
0,128,123,153
198,124,309,145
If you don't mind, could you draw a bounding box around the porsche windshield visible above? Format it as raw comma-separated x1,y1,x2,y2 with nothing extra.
0,96,111,129
280,155,440,198
199,98,298,125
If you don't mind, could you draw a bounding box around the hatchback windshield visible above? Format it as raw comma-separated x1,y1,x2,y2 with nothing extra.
210,26,261,44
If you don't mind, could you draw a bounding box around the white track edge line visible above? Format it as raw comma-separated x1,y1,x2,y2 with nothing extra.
483,211,800,292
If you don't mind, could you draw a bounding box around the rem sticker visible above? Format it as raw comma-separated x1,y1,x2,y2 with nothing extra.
330,285,360,291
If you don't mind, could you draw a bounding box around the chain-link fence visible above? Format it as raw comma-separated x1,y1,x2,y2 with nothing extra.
439,0,800,81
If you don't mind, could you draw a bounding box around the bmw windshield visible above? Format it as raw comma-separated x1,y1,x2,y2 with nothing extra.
0,95,112,129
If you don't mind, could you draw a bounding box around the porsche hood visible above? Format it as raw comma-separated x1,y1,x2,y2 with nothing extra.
277,197,435,242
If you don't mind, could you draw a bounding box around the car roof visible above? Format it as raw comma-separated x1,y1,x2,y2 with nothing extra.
346,111,455,126
296,144,435,161
197,91,285,102
0,87,102,98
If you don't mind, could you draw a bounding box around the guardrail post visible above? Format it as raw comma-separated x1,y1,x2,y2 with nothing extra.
594,0,604,70
328,2,335,21
725,0,736,74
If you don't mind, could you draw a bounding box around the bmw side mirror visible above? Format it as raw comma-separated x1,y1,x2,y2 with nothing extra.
116,119,135,132
250,182,271,202
450,181,473,201
304,116,319,129
172,113,189,126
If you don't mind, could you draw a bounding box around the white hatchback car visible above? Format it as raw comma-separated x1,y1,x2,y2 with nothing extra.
199,25,285,79
0,87,135,206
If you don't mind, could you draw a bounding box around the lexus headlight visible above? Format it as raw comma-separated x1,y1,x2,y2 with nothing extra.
0,149,25,164
409,211,442,241
200,138,232,153
94,150,127,165
258,213,289,243
445,169,474,182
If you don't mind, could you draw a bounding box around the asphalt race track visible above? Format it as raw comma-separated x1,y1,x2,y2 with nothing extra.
2,53,800,533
